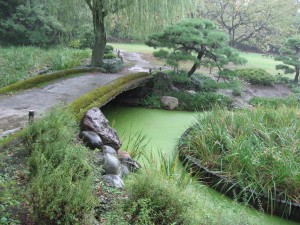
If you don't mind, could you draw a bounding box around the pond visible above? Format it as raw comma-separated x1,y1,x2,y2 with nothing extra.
103,105,299,225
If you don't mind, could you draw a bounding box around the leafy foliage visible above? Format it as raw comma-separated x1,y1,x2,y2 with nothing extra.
275,36,300,83
146,19,246,76
0,2,64,46
235,68,275,86
25,107,96,225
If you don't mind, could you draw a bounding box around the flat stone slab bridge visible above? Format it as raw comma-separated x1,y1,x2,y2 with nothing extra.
0,52,155,138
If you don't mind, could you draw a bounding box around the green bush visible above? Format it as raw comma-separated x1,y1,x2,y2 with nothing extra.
104,171,197,225
101,58,124,73
170,91,232,111
25,107,96,225
191,73,218,92
235,68,275,86
141,95,161,108
103,53,117,59
105,45,114,54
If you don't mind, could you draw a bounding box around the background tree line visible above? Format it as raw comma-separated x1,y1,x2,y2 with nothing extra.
0,0,299,53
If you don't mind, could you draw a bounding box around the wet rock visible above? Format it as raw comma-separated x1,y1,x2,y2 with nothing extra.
81,107,121,149
79,131,103,150
120,157,141,172
102,175,124,189
104,153,120,175
103,145,117,155
120,164,130,177
161,96,179,110
118,150,131,159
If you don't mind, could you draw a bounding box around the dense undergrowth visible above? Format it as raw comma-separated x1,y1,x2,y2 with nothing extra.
25,107,97,224
0,46,91,88
180,106,300,204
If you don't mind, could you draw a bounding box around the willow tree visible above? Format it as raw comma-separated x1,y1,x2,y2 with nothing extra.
71,0,192,67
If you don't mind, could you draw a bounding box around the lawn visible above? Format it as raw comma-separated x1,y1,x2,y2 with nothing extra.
110,42,295,79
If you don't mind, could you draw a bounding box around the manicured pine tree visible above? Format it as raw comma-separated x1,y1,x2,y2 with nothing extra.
146,19,246,77
275,37,300,83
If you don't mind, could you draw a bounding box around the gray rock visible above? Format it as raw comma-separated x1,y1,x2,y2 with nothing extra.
160,96,179,110
79,131,103,150
103,145,117,155
120,157,141,172
104,153,120,175
102,175,124,189
120,164,130,177
81,107,121,149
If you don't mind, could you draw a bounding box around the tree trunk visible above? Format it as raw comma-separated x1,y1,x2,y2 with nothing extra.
188,51,204,77
91,7,106,67
294,67,299,84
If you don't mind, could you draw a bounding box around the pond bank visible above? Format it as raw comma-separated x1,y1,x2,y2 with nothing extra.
103,105,299,225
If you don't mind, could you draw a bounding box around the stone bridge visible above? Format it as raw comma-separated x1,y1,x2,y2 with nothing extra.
0,52,155,138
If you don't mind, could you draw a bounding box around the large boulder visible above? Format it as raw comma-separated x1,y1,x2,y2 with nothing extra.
81,107,121,149
79,131,103,150
104,153,121,175
102,175,124,189
160,96,179,110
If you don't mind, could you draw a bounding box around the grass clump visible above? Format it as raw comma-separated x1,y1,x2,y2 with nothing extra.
25,107,96,225
180,107,300,204
170,91,232,111
250,96,300,108
0,46,91,88
236,68,275,86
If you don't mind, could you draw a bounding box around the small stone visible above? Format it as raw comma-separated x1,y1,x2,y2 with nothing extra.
160,96,179,110
104,153,120,175
103,145,117,155
120,164,130,177
79,131,103,150
102,175,124,189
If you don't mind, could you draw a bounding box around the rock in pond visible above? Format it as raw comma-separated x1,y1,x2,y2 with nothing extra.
161,96,179,110
81,107,121,149
79,131,103,150
102,175,124,189
104,153,121,175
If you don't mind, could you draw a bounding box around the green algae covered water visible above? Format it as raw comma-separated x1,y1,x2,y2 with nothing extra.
103,106,299,225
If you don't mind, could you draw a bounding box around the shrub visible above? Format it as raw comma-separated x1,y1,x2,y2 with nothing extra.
170,91,232,111
69,39,81,49
101,58,124,73
105,45,114,54
235,68,275,86
104,171,197,225
25,107,96,225
191,73,218,92
103,53,117,59
141,95,161,108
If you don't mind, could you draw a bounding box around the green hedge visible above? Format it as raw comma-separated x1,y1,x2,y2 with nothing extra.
235,68,275,86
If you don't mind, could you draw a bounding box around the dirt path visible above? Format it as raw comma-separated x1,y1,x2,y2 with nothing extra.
0,51,154,138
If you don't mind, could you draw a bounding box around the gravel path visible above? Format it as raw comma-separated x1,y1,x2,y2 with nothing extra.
0,52,152,138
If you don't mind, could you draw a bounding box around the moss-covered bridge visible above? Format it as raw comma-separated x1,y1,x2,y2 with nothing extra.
0,70,151,138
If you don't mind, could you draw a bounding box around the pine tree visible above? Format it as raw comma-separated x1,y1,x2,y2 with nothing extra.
146,19,245,77
276,37,300,83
